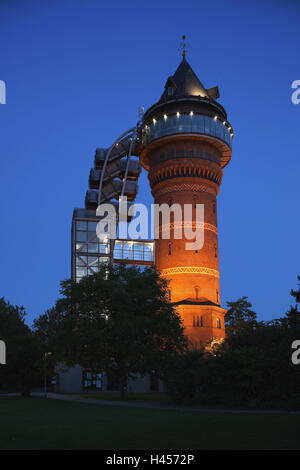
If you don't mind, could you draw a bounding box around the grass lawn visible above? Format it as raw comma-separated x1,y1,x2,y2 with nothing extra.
0,397,299,450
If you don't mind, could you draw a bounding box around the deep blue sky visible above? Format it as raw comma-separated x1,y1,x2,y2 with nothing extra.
0,0,299,325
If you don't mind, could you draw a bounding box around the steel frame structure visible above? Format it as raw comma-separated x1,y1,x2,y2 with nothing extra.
71,121,154,282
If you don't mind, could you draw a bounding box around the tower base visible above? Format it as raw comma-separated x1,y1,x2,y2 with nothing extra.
173,299,226,349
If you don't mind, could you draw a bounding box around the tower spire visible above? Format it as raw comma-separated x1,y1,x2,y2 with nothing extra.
179,35,188,59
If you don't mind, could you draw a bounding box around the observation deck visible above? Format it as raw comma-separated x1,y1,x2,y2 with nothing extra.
140,111,233,169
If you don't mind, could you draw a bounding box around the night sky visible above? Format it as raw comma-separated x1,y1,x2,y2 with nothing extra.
0,0,299,325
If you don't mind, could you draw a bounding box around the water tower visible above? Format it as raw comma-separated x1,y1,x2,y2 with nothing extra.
139,46,233,346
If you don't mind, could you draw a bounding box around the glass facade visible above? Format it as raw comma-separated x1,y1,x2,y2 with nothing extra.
74,219,111,282
144,113,232,148
114,240,154,262
73,219,155,282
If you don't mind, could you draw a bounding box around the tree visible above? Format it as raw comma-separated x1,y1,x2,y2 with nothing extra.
33,307,68,387
164,280,300,409
163,349,205,403
225,296,257,335
291,275,300,304
0,297,40,395
279,305,300,329
40,263,187,398
273,276,300,329
278,276,300,329
204,287,300,409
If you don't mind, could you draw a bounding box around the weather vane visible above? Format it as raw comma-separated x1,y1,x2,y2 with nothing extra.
178,35,189,58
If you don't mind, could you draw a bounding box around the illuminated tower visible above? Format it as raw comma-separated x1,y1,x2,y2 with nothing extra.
139,50,233,347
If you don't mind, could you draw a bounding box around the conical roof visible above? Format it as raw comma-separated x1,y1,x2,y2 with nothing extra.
159,56,209,101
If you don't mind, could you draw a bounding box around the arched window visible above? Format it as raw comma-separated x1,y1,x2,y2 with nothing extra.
216,318,221,329
194,285,199,300
168,242,172,255
214,244,217,258
216,290,219,303
168,289,172,301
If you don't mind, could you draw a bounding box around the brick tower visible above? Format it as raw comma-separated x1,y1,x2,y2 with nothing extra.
139,52,233,347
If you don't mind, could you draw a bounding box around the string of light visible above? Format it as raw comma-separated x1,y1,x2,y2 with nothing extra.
146,111,234,138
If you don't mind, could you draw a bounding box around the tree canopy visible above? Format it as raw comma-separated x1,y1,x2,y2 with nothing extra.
35,263,187,397
225,296,258,334
6,267,300,409
165,281,300,409
0,298,40,395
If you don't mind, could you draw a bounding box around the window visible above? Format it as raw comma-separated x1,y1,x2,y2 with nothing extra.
76,256,87,267
77,266,87,277
87,231,97,242
168,289,172,301
199,115,205,133
88,221,97,231
87,256,98,268
167,86,174,96
204,116,210,134
216,290,219,303
193,315,202,328
123,242,134,258
82,371,102,390
113,241,154,262
87,243,98,253
144,243,154,261
76,244,87,254
76,221,87,231
168,242,172,255
99,243,110,254
194,286,199,300
216,318,221,329
76,231,87,242
214,244,217,257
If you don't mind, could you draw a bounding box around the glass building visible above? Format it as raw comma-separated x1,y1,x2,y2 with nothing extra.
71,209,155,282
